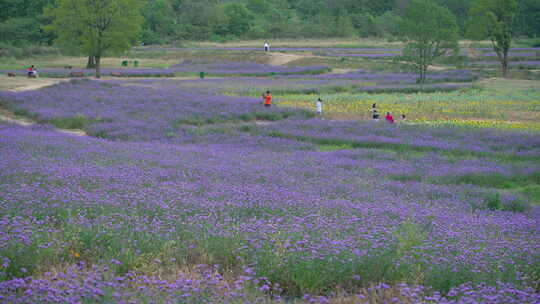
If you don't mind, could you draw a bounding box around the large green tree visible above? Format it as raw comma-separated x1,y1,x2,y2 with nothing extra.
467,0,517,78
44,0,143,78
398,0,459,83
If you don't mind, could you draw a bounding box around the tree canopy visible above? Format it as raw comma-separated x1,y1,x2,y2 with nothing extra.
399,0,459,83
44,0,143,77
1,0,538,46
467,0,518,77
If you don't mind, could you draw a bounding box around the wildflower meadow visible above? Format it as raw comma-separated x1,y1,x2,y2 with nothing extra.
0,44,539,304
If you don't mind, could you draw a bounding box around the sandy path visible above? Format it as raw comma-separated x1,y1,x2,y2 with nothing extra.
0,108,87,137
0,78,87,136
267,52,321,66
0,75,65,92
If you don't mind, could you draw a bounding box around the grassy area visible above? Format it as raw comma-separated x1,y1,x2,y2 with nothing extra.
0,56,180,70
276,78,540,131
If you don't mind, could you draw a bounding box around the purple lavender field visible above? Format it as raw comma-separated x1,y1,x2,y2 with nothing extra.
170,61,330,75
0,78,539,303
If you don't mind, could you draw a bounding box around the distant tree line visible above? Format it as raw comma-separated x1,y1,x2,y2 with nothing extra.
0,0,539,46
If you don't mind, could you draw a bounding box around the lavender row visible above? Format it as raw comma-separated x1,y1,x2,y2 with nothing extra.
468,60,540,67
1,68,175,78
2,62,330,78
134,46,403,52
254,119,540,156
0,79,313,142
133,46,540,53
321,53,400,58
169,61,329,75
293,69,479,83
480,52,539,58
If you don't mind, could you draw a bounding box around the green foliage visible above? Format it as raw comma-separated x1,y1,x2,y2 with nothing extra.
0,17,43,45
514,0,540,37
373,11,402,38
221,3,252,37
353,13,377,37
141,0,175,44
399,0,459,83
467,0,518,77
0,0,54,22
0,42,59,58
48,114,102,130
486,193,503,211
44,0,143,78
2,0,540,43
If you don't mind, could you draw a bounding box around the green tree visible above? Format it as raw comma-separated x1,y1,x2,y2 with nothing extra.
223,3,252,37
398,0,459,83
141,0,175,44
467,0,517,78
514,0,540,37
44,0,143,78
0,18,43,45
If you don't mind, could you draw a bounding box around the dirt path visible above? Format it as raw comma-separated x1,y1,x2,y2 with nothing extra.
267,52,315,66
0,108,87,137
0,108,33,126
0,77,87,136
0,75,65,92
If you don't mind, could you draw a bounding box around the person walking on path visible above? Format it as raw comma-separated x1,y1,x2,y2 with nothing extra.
316,98,323,115
263,91,272,107
264,42,270,52
385,112,395,124
370,103,380,121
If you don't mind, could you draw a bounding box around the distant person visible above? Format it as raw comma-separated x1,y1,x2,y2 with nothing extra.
401,114,406,121
263,91,272,107
27,65,38,78
316,98,323,115
264,42,270,52
370,103,379,121
385,112,394,124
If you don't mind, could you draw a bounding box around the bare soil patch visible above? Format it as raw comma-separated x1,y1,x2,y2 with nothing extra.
0,77,86,136
0,75,65,92
0,108,87,137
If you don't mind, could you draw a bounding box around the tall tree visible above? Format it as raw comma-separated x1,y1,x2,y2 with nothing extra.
514,0,540,37
44,0,143,78
467,0,518,78
398,0,459,83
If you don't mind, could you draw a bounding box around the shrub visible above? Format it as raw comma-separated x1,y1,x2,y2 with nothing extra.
485,193,502,211
49,114,94,129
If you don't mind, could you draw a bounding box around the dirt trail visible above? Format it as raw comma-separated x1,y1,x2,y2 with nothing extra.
0,108,33,126
0,75,65,92
0,108,87,137
0,78,87,136
267,52,314,66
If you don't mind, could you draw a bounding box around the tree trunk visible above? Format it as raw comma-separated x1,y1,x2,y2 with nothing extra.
418,64,427,84
86,56,96,69
95,56,101,79
502,52,508,78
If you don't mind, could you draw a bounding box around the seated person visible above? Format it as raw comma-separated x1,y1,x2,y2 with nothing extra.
27,65,38,78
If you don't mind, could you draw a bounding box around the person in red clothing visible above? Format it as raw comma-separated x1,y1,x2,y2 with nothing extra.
385,112,394,124
27,65,38,78
263,91,272,107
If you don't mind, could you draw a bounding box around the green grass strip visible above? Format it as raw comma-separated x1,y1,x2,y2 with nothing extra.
238,127,540,163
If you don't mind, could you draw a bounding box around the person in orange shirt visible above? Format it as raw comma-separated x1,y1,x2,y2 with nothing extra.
263,91,272,107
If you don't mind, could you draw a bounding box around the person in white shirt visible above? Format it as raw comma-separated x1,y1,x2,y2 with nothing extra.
316,98,322,115
264,42,270,52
